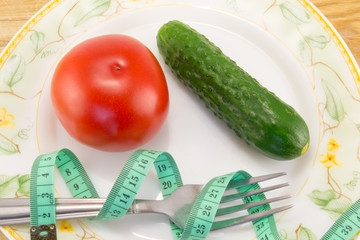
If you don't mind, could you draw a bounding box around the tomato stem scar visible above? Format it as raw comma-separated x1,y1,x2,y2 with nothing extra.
114,64,121,71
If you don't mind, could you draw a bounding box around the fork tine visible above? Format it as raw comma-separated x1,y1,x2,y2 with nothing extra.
211,205,292,230
216,195,291,216
226,172,286,190
221,183,289,203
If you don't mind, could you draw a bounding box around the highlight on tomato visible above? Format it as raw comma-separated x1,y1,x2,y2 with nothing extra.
51,35,169,152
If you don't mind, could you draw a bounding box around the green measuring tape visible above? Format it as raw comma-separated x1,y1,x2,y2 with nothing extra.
29,148,282,240
30,149,99,239
320,199,360,240
29,148,360,239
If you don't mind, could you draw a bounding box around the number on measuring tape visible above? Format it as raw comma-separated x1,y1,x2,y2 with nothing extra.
30,149,99,239
30,149,284,240
321,198,360,240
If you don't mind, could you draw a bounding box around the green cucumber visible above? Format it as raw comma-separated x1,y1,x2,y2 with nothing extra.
156,20,310,160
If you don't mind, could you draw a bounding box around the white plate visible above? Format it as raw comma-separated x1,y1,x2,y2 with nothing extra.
1,0,360,239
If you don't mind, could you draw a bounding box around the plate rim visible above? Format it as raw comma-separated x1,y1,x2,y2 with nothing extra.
1,0,360,239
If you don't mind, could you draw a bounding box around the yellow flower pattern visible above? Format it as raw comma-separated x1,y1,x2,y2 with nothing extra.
59,220,74,232
320,137,342,168
0,107,15,129
0,0,359,239
327,137,340,151
320,152,342,168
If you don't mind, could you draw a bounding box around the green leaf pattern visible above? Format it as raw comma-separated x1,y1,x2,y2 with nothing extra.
2,54,25,88
322,198,353,221
0,140,18,155
30,31,45,53
17,174,30,195
308,189,352,221
321,79,345,121
298,226,319,240
305,34,328,49
307,189,337,207
0,174,30,197
279,1,311,25
0,0,358,239
0,175,19,197
74,0,111,27
279,226,319,240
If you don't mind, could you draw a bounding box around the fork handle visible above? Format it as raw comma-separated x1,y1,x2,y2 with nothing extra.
0,197,107,206
0,211,101,226
0,199,158,226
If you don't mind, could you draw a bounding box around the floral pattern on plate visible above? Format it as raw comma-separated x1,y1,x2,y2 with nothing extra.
1,0,360,239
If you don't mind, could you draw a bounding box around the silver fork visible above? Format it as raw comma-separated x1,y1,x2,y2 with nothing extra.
0,172,291,230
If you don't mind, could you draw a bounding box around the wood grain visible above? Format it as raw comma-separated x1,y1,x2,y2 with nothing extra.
311,0,360,63
0,0,50,50
0,0,359,63
0,0,360,239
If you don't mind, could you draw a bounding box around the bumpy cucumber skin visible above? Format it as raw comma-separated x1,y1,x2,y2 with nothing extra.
157,20,310,160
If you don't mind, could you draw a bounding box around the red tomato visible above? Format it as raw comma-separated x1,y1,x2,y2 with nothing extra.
51,35,169,152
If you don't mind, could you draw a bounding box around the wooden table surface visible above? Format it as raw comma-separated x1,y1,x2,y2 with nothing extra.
0,0,359,239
